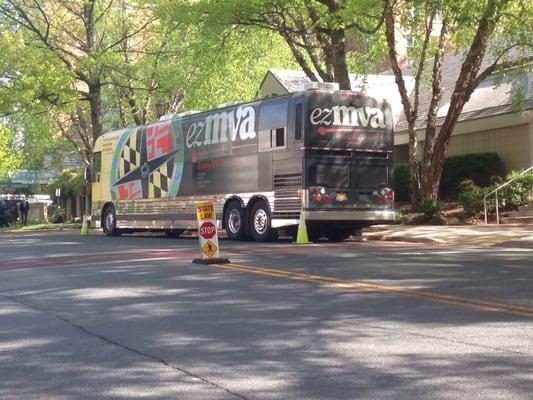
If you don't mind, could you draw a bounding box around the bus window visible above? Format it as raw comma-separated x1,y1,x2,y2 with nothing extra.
356,158,388,187
316,164,349,188
92,151,102,182
294,103,303,141
272,127,285,147
358,165,388,187
259,98,288,151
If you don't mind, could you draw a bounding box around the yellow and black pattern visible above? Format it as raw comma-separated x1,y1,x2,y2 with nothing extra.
119,131,140,178
148,159,175,198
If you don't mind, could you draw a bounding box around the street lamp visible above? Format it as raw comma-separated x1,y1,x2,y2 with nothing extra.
155,102,167,119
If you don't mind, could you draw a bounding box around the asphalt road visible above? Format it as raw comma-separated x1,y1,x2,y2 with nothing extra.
0,231,532,399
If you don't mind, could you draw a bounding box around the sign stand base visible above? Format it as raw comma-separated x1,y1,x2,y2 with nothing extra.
192,258,231,265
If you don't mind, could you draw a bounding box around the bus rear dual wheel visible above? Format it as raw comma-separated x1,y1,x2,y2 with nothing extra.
225,200,277,242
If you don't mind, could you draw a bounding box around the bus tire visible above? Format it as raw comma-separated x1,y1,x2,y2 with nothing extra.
249,200,277,242
102,206,121,237
225,201,247,241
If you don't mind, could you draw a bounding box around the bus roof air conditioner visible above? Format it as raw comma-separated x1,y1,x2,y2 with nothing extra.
298,82,340,91
217,101,241,109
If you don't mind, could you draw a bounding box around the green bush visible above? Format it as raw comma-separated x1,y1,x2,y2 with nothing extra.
459,169,532,218
394,153,502,202
458,179,477,193
418,196,440,218
393,163,410,202
395,208,406,223
458,185,486,217
498,169,533,209
440,153,501,198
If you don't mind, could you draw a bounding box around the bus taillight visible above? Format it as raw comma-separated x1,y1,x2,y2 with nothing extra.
375,187,394,204
383,188,394,201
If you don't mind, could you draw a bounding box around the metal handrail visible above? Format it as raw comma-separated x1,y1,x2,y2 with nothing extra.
483,166,533,224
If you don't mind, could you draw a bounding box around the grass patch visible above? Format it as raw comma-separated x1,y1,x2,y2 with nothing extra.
0,222,82,232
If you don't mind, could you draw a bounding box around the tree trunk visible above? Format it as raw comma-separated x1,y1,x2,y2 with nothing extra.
88,81,103,142
407,124,421,207
330,28,351,90
325,0,351,90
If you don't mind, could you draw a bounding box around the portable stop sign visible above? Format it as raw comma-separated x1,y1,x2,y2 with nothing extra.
192,200,230,265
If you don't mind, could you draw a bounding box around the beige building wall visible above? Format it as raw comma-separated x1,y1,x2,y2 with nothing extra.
257,74,289,99
446,124,530,172
394,110,533,173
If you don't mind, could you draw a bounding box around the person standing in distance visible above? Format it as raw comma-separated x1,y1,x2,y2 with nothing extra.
19,195,30,225
0,198,8,227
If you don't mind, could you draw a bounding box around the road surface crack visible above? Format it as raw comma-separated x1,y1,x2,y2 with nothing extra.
0,293,252,400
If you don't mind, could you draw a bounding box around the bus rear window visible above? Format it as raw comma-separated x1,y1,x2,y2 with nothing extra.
316,164,349,188
357,165,388,187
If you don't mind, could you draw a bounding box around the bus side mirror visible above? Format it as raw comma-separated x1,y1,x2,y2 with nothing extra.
84,167,91,182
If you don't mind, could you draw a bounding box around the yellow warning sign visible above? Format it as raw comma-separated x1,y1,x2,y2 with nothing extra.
197,202,214,221
202,240,218,258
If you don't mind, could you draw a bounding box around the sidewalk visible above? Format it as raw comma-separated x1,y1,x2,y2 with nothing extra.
363,224,533,247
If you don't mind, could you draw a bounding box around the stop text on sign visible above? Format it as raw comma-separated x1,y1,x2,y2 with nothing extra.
200,221,216,239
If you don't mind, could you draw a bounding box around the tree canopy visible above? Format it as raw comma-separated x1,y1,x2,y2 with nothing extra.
0,0,296,171
0,124,21,178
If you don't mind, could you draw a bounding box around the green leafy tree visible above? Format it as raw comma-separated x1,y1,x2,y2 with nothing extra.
1,0,296,175
0,0,157,164
0,124,21,178
47,168,88,197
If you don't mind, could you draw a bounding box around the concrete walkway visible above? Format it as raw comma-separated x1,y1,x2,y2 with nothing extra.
364,224,533,247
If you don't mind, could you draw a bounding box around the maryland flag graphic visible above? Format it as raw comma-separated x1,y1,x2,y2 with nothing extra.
111,121,183,200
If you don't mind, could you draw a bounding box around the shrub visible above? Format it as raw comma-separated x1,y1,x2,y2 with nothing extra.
393,163,410,202
458,179,477,193
458,186,486,217
395,208,406,223
440,153,501,198
459,169,532,218
498,169,533,209
418,196,440,218
394,153,502,202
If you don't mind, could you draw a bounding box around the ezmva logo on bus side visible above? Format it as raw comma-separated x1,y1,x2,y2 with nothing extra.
199,221,216,239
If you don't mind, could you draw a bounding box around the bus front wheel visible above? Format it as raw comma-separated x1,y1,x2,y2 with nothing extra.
103,206,121,237
250,201,277,242
225,201,247,241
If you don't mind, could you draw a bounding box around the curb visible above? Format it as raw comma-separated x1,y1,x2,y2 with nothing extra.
363,233,446,244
